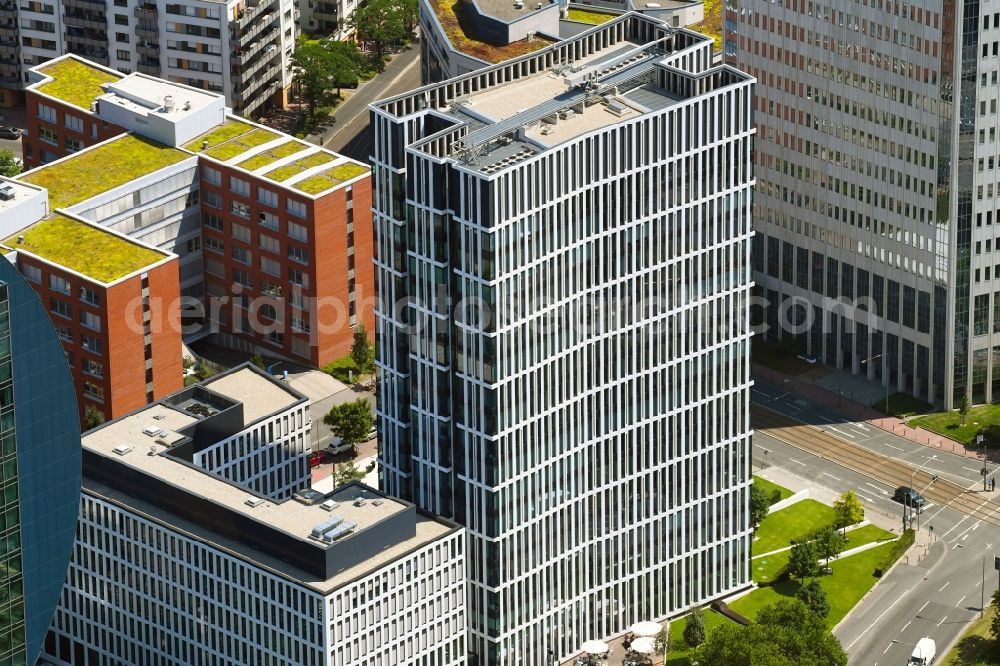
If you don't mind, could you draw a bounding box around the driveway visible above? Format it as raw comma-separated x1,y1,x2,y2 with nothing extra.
287,369,376,451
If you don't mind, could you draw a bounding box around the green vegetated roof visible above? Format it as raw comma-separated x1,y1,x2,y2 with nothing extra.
294,163,370,195
19,134,190,209
429,0,554,63
565,8,617,24
184,119,281,161
263,152,336,182
236,140,309,172
35,58,122,110
4,213,168,283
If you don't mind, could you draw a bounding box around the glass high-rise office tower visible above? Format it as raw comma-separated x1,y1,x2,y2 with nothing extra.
371,14,755,663
725,0,999,408
0,258,80,665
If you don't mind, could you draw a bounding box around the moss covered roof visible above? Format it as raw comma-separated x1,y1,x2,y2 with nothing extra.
4,214,168,283
19,135,190,209
34,58,122,110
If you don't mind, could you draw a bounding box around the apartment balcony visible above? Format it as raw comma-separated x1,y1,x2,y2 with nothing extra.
231,36,268,66
312,2,337,18
229,0,275,31
64,12,107,30
135,24,158,40
66,32,107,47
133,3,157,18
0,61,17,76
66,46,107,61
0,73,20,88
136,42,158,57
0,7,15,20
232,12,277,44
0,42,15,58
237,78,279,115
137,60,159,75
62,0,105,8
234,51,276,81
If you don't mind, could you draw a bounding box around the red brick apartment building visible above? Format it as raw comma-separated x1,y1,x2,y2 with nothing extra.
8,54,373,423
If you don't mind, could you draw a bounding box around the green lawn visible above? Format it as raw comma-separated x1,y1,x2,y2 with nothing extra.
754,476,793,504
752,549,791,584
873,392,935,418
732,541,897,628
666,610,734,666
752,499,836,556
844,524,895,549
941,605,999,665
910,403,1000,447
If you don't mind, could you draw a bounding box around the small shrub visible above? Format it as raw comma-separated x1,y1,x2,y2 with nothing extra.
874,529,914,577
323,356,359,383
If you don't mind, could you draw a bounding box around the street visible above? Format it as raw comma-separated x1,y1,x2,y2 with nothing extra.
320,40,422,161
751,383,1000,664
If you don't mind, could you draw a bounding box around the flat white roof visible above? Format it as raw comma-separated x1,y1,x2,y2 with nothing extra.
203,367,302,426
99,73,222,119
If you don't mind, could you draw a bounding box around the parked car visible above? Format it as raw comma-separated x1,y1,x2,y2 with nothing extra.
326,439,357,456
0,127,21,140
893,486,926,507
308,450,330,468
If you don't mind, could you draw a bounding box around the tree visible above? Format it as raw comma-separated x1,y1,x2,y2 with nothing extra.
323,398,373,450
960,393,971,425
82,405,105,431
683,608,706,648
351,324,375,373
833,490,864,534
796,579,831,619
0,149,19,178
697,599,848,666
653,627,670,659
812,525,848,567
250,352,265,369
750,480,771,531
325,40,362,97
333,461,366,486
350,0,410,68
290,39,336,115
788,540,821,582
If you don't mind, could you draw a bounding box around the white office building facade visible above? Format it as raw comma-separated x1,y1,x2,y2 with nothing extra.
371,14,755,664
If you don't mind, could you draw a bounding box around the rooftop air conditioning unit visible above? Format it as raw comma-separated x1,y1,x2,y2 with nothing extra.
0,185,14,201
320,500,339,512
245,497,266,508
112,445,133,456
142,426,161,437
353,499,366,507
371,499,384,506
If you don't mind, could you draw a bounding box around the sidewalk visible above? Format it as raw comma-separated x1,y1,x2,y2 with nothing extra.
754,363,998,462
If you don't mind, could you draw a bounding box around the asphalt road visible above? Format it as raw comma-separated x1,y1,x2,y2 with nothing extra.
752,385,1000,664
322,41,422,161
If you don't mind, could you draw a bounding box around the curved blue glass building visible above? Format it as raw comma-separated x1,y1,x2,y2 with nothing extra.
0,258,80,665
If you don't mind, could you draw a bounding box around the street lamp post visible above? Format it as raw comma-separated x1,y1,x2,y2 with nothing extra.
957,544,989,618
860,353,890,413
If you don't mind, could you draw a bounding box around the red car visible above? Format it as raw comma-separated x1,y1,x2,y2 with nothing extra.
308,451,329,468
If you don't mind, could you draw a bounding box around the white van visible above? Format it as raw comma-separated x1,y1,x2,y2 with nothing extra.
909,638,935,666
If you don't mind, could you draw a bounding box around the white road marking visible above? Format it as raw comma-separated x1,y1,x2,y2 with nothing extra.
884,443,905,451
788,457,808,467
917,601,930,613
830,426,856,438
823,472,842,481
817,415,835,423
865,482,890,495
963,466,981,473
900,621,911,632
957,595,967,607
846,587,914,650
937,614,947,627
883,643,893,654
939,582,950,592
853,422,871,431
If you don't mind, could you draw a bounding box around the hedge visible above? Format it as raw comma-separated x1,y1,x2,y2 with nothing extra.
873,529,914,577
322,356,360,383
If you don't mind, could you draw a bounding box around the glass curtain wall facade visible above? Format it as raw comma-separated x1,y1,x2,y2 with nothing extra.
371,14,755,664
726,0,1000,407
0,258,80,666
